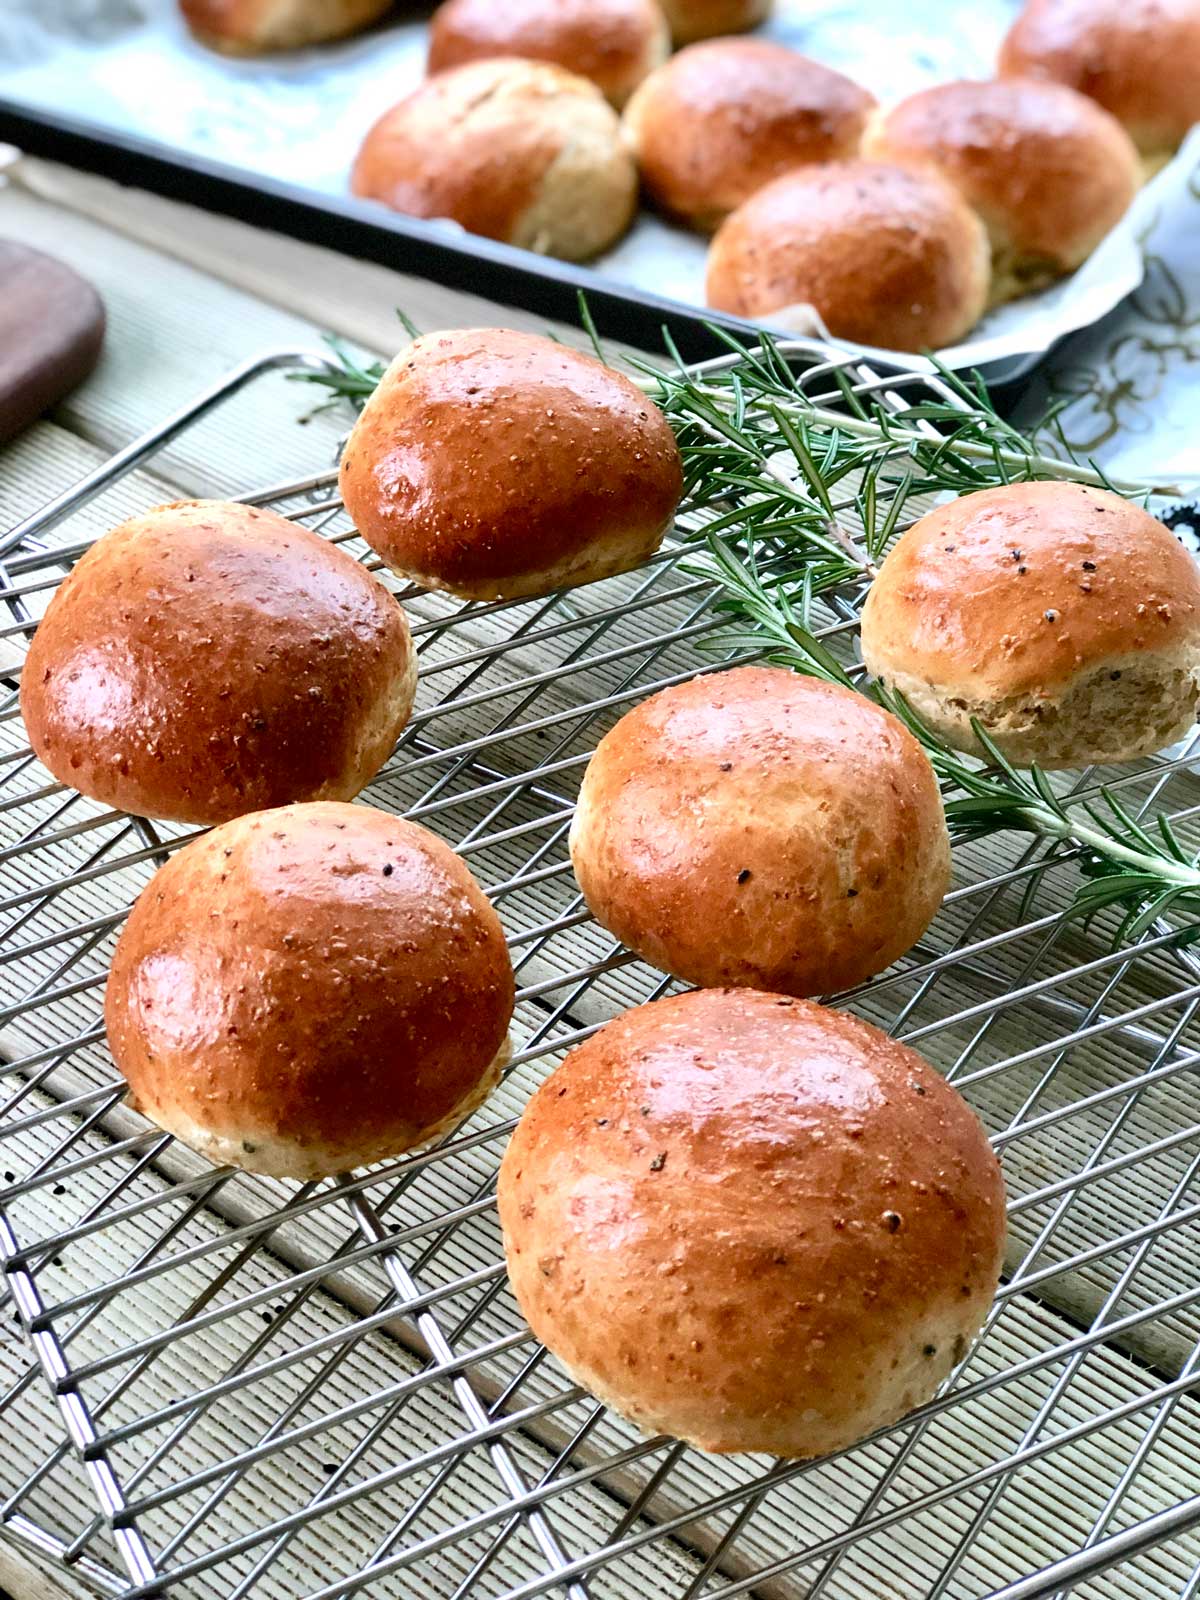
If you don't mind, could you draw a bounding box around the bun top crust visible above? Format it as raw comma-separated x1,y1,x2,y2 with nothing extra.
427,0,669,107
106,803,515,1177
498,987,1006,1457
862,77,1140,269
861,481,1200,701
622,39,876,228
338,328,683,593
20,500,414,825
999,0,1200,157
705,160,990,352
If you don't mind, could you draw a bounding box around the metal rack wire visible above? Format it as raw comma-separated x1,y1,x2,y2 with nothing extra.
1,342,1200,1600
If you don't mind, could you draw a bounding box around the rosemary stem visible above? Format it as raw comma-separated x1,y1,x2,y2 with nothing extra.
1015,803,1200,888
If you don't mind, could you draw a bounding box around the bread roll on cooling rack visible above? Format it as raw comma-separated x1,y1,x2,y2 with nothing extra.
1000,0,1200,170
106,803,515,1180
860,481,1200,769
20,500,416,825
427,0,669,108
352,58,637,262
705,160,990,352
656,0,773,44
861,78,1141,304
569,665,951,997
338,328,683,601
622,39,877,230
179,0,392,52
499,987,1007,1458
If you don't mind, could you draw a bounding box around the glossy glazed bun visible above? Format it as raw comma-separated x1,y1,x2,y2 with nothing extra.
623,39,876,230
20,500,416,825
339,328,683,601
352,58,637,261
860,481,1200,768
706,160,990,351
427,0,669,107
570,666,951,997
179,0,391,52
862,79,1141,303
1000,0,1200,168
656,0,772,44
106,803,515,1179
499,987,1007,1457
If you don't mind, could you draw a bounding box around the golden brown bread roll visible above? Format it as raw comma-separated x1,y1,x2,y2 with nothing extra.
106,803,515,1179
860,481,1200,769
622,39,877,230
20,500,416,825
861,78,1141,304
569,666,951,996
656,0,772,43
705,160,990,352
179,0,391,52
427,0,669,108
499,987,1007,1457
352,58,637,261
339,328,683,601
999,0,1200,168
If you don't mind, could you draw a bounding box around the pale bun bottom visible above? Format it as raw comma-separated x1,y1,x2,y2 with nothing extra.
128,1035,511,1180
873,649,1200,770
384,523,671,602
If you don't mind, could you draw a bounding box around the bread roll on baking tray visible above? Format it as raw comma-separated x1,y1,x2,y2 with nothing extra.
179,0,391,52
106,803,515,1179
657,0,772,44
705,160,990,353
1000,0,1200,168
862,78,1141,304
352,58,637,261
499,987,1006,1458
428,0,669,108
20,500,416,825
570,666,950,997
860,481,1200,769
623,39,876,230
339,328,683,601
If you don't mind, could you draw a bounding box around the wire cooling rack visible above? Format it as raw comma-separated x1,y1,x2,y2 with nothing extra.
2,342,1200,1600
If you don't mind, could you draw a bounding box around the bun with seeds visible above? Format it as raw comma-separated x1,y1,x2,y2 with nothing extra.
860,481,1200,769
499,987,1007,1457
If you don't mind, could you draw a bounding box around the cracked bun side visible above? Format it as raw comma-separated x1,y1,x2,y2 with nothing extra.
338,328,683,601
498,987,1007,1457
860,481,1200,769
20,500,416,825
105,803,515,1179
569,666,951,997
351,57,637,261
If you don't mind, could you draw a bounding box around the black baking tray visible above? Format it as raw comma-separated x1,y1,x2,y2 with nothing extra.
0,99,773,363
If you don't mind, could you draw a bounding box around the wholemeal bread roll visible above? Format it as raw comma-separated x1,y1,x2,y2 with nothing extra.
570,666,950,996
656,0,772,44
706,160,990,352
622,39,877,230
339,329,683,601
106,803,515,1179
427,0,669,108
499,987,1006,1457
1000,0,1200,169
860,481,1200,769
352,58,637,261
20,500,416,825
861,79,1141,304
179,0,391,52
